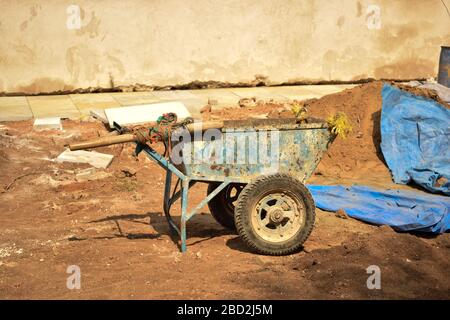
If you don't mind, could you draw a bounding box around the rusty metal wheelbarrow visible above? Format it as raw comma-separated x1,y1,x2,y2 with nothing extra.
69,118,334,255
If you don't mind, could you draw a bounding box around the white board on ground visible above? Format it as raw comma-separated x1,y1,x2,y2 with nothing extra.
89,109,108,123
56,149,114,169
33,117,62,130
104,102,191,127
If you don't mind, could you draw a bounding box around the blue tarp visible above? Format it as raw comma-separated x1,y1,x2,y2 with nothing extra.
308,185,450,234
380,84,450,195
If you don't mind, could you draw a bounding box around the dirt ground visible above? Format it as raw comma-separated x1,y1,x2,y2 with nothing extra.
0,82,449,299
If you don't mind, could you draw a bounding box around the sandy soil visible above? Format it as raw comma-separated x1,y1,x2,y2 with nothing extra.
0,83,449,299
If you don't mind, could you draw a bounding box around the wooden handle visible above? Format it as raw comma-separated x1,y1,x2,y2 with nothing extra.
185,120,224,132
69,133,137,150
68,120,225,151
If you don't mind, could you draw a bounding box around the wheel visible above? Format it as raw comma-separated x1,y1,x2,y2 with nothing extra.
234,174,315,255
207,182,245,230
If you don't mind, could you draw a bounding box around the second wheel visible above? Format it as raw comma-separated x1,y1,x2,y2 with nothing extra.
207,182,245,231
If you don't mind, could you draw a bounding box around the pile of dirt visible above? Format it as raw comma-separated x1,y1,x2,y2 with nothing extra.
203,81,447,181
303,82,387,179
290,81,448,180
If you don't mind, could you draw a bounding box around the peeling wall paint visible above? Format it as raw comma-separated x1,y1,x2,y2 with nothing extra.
0,0,449,94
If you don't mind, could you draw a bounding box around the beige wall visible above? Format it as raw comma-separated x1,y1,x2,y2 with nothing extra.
0,0,449,94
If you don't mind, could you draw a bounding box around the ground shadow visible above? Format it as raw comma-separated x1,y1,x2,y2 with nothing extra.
371,110,387,164
171,213,236,249
225,236,252,254
89,211,235,247
408,231,441,239
89,211,164,240
225,236,306,254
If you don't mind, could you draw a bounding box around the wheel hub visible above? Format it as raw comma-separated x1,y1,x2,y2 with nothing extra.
251,192,306,243
269,208,284,223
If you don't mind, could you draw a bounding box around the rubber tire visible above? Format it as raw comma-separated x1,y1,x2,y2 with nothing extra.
234,174,315,255
207,183,243,231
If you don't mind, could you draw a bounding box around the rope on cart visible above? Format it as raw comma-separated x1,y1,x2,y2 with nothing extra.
131,112,193,158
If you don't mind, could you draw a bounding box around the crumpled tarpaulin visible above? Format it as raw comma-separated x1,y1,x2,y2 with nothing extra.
308,185,450,234
406,81,450,103
381,84,450,195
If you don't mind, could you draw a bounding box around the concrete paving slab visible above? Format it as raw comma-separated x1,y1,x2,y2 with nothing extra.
0,85,358,123
151,91,204,118
230,87,290,102
28,95,80,119
261,86,323,101
151,90,199,101
33,117,62,130
175,98,205,119
262,85,355,101
110,92,161,106
56,149,114,169
104,101,192,127
89,109,109,123
0,96,33,121
187,89,241,107
70,93,121,115
300,84,356,95
112,91,204,119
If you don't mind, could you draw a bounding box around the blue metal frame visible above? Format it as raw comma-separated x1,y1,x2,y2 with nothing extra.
136,143,231,252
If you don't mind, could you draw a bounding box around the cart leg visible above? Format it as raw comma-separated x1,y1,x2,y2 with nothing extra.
181,179,189,252
163,170,172,221
163,171,180,235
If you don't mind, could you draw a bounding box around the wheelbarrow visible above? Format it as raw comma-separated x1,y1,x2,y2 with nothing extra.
69,117,334,255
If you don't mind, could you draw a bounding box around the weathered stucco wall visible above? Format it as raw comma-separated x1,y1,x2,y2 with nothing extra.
0,0,449,94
